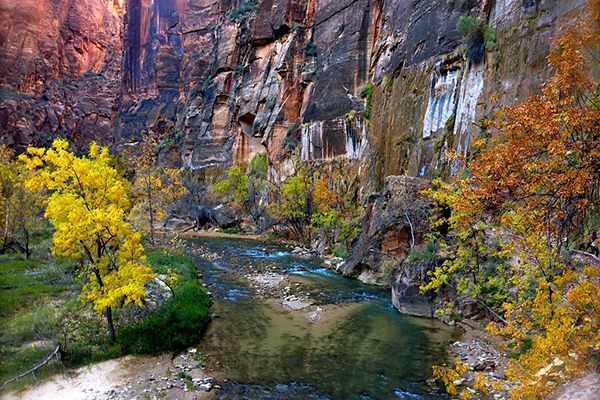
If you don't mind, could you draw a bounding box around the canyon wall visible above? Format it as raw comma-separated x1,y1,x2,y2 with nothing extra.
0,0,125,153
0,0,587,173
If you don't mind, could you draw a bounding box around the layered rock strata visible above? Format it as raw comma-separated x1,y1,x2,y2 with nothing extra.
1,0,586,174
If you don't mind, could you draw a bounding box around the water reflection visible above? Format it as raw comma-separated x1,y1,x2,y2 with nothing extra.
185,236,460,399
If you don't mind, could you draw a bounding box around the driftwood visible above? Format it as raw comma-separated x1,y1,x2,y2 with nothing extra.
0,267,32,274
479,300,508,324
0,344,61,391
1,283,35,290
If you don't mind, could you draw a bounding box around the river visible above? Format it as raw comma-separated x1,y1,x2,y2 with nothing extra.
185,236,461,399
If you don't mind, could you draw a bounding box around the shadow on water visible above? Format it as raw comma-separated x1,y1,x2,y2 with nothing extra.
185,236,460,399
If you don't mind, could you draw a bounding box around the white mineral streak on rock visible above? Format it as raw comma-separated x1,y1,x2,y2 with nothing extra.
454,63,485,156
422,68,459,139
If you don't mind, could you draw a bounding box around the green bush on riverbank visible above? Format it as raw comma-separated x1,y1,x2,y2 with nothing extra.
119,249,212,354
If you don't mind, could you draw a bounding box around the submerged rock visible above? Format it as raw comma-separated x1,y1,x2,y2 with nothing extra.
302,310,321,322
280,298,312,311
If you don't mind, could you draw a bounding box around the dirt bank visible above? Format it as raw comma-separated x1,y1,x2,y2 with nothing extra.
2,353,216,400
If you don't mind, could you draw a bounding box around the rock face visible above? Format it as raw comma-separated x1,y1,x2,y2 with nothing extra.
0,0,587,169
0,0,125,153
338,175,444,316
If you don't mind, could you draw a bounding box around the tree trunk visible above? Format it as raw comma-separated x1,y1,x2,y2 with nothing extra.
148,180,155,244
105,306,116,342
25,230,30,259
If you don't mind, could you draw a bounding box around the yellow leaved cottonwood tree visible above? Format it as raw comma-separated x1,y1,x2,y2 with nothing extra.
20,139,155,342
0,145,46,257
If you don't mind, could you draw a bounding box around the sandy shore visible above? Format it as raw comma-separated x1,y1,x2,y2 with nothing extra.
2,353,215,400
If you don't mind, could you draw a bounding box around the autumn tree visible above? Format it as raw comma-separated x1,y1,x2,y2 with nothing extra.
212,152,270,228
270,172,315,243
266,160,363,251
247,152,269,222
424,3,600,398
21,139,155,342
0,145,18,252
310,161,363,254
213,164,250,227
0,145,46,257
129,136,187,241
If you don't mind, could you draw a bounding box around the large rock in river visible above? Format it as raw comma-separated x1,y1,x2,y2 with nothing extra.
339,175,445,316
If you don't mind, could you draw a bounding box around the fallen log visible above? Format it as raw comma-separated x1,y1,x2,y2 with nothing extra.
0,344,61,391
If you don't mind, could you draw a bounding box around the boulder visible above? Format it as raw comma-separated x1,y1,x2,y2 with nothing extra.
546,373,600,400
163,218,195,232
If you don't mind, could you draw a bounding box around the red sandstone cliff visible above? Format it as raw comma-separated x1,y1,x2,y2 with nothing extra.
0,0,588,182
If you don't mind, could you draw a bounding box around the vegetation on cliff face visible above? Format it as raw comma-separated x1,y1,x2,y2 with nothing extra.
424,4,600,398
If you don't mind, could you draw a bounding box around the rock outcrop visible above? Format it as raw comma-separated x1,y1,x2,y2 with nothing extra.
0,0,125,153
338,175,445,316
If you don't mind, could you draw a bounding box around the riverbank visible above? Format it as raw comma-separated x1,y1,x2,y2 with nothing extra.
4,231,502,400
450,320,510,399
2,352,216,400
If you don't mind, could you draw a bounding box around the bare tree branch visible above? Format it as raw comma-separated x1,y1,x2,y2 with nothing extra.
0,345,61,392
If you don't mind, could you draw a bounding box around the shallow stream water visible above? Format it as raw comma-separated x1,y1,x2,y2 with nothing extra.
186,236,461,399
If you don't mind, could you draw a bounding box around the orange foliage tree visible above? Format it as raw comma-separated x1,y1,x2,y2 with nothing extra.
424,3,600,398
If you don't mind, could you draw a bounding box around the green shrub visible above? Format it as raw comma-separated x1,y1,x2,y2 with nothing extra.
302,41,317,56
456,16,495,64
408,241,435,262
291,22,305,32
249,152,268,179
119,282,212,355
360,82,373,120
227,0,257,23
147,250,197,280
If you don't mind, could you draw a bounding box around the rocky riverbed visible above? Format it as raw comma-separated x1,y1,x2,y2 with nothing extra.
188,237,511,399
448,320,511,399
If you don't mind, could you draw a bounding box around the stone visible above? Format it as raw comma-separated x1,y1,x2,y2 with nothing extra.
473,360,496,371
280,298,312,311
302,310,321,322
546,373,600,400
163,218,195,232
